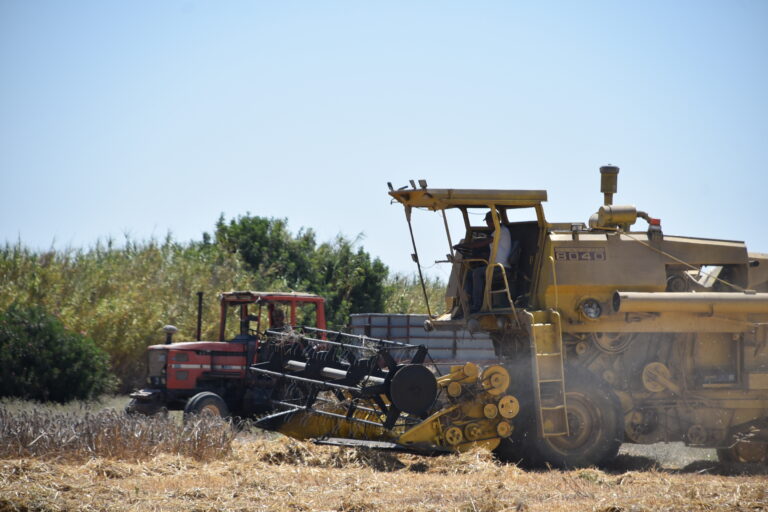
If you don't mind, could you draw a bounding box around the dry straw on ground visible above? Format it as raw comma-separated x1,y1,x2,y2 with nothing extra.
2,437,767,511
0,405,766,511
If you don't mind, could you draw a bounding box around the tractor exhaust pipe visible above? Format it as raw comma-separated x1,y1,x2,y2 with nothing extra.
196,291,204,341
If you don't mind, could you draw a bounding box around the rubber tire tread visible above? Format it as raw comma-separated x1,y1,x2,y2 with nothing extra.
183,391,230,421
527,365,623,468
495,364,623,469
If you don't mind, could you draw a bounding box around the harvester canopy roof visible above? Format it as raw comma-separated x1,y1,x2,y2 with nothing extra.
388,188,548,210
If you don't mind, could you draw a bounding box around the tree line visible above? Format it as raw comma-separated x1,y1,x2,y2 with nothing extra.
0,215,444,399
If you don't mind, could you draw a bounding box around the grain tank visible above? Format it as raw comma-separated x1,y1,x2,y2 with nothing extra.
389,167,768,467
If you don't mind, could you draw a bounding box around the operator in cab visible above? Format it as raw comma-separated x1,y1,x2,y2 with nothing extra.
270,307,287,331
453,211,513,314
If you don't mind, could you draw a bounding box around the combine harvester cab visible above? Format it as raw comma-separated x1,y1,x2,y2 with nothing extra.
388,167,768,468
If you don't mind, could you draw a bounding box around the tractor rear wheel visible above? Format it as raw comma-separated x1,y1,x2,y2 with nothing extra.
183,392,230,422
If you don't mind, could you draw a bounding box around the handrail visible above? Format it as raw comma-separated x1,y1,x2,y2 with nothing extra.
490,262,521,330
459,258,521,329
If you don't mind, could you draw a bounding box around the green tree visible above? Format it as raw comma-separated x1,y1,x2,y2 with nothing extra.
214,214,315,288
214,215,389,326
0,304,116,402
307,235,389,326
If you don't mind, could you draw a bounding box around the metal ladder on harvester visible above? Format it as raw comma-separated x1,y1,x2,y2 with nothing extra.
488,263,516,313
523,309,569,437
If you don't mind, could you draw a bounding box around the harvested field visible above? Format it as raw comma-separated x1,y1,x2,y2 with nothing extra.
0,402,766,511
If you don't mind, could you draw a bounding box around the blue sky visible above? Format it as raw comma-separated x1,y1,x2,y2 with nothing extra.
1,1,766,279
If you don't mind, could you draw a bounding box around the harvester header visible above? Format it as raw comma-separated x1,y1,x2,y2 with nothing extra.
252,327,519,453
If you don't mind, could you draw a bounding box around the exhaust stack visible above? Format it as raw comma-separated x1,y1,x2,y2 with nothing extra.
590,164,659,237
600,165,619,206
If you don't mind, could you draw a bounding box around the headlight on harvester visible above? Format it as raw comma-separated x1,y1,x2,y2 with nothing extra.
579,298,602,319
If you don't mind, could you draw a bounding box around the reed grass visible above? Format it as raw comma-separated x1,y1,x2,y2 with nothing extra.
0,238,261,391
0,238,445,393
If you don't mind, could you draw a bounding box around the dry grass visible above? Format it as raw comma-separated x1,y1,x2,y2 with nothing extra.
0,401,766,511
0,406,235,462
1,433,766,512
0,396,129,415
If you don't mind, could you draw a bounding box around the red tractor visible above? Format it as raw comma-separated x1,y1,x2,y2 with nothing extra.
126,291,326,418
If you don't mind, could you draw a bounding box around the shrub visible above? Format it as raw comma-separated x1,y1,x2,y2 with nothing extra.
0,304,116,402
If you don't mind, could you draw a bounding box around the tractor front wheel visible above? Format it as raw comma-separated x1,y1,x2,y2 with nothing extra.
183,392,230,422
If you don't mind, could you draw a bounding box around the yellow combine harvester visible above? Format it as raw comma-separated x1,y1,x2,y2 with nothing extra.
388,167,768,467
